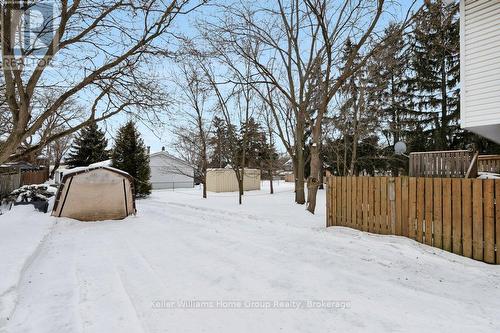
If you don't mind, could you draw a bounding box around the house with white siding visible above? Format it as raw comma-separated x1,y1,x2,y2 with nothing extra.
149,150,194,190
460,0,500,143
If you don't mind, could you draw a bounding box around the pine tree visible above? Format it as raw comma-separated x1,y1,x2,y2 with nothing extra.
366,25,416,175
66,122,109,168
410,0,460,150
208,116,236,168
239,117,267,169
111,121,151,197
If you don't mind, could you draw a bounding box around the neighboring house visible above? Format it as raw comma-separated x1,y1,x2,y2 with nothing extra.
460,0,500,143
149,151,194,189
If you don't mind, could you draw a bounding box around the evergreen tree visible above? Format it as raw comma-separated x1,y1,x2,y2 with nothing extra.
111,121,151,197
366,25,416,175
66,122,109,168
208,116,238,168
239,117,267,169
410,0,460,150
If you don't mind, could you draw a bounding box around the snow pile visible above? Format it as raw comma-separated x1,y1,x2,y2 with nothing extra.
478,172,500,179
1,182,500,332
0,206,55,326
8,184,57,203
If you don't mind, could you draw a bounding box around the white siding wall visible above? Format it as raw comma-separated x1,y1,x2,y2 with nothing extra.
460,0,500,143
149,153,194,189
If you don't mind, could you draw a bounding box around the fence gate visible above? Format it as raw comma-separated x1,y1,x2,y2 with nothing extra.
326,176,500,264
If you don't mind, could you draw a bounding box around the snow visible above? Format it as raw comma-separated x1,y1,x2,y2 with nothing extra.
0,206,55,326
88,160,112,168
1,182,500,332
60,165,131,179
478,172,500,179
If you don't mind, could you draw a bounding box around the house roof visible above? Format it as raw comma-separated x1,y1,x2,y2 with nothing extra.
149,151,193,168
0,161,42,171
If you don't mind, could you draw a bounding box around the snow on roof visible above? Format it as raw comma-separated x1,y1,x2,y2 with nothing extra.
60,166,132,180
89,159,112,167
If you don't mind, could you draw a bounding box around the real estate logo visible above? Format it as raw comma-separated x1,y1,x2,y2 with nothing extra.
1,0,57,68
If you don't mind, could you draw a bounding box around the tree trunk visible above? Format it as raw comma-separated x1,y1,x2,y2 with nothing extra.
306,140,321,214
269,169,274,194
318,156,324,190
306,118,323,213
295,113,306,204
295,151,306,204
50,159,61,179
238,176,243,204
202,175,207,198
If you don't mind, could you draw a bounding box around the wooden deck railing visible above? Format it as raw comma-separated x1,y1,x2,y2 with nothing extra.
478,155,500,174
409,150,473,178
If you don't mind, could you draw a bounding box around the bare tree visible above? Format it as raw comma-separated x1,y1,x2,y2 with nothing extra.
0,0,206,164
195,51,254,205
202,0,420,213
47,131,73,178
171,57,213,198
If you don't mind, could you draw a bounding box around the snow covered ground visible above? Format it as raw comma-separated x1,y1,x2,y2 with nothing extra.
1,181,500,332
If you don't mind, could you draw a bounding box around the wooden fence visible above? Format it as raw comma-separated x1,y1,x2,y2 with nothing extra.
0,169,49,197
0,173,21,197
326,176,500,264
21,169,49,185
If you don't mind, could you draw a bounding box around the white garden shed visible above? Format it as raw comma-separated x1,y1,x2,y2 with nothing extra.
149,151,194,189
460,0,500,143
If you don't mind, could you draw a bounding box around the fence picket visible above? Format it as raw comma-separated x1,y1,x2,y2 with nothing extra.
496,181,500,264
483,180,495,264
347,177,352,227
362,177,368,231
462,179,473,258
402,177,409,237
472,179,484,261
417,178,425,243
452,179,463,255
357,177,363,230
373,177,381,234
328,178,335,226
425,178,433,246
442,179,452,252
409,178,417,240
395,177,402,235
380,177,388,234
433,178,443,249
336,177,342,226
368,177,374,232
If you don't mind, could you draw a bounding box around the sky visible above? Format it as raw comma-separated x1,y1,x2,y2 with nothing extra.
104,0,428,156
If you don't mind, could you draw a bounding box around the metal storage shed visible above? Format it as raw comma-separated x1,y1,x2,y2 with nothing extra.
52,166,136,221
206,168,261,192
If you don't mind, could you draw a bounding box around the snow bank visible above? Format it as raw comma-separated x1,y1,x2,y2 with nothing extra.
0,206,55,326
